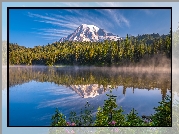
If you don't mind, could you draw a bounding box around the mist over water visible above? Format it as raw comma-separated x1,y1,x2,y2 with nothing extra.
4,38,172,126
7,61,171,126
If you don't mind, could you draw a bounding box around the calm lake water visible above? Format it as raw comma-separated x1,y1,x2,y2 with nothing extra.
9,66,171,126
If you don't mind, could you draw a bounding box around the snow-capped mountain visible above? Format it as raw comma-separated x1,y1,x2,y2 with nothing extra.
59,24,122,42
69,84,112,98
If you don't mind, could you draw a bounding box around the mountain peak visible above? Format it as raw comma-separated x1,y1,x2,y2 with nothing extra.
59,24,121,42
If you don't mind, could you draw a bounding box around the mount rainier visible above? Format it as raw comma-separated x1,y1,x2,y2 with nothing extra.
59,24,122,42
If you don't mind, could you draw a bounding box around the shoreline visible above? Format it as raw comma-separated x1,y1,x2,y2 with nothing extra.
8,65,172,74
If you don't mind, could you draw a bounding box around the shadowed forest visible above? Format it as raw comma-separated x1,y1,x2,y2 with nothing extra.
9,33,171,66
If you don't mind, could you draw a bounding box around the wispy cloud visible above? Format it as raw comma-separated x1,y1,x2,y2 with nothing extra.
27,9,130,41
31,28,73,41
96,9,130,28
28,12,78,41
28,12,79,29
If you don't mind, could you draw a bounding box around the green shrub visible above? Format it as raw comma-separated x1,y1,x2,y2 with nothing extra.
51,91,171,126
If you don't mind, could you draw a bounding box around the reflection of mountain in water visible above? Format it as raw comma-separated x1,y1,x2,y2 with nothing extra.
9,66,171,99
69,84,112,98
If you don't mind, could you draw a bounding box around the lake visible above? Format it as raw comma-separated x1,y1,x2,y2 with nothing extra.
9,66,171,126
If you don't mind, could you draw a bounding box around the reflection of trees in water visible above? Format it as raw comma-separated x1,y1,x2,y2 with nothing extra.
9,66,171,98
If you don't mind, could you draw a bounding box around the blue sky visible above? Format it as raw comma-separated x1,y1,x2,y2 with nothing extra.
9,8,171,48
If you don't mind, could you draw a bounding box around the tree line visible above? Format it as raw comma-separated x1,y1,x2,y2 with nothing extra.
9,32,171,66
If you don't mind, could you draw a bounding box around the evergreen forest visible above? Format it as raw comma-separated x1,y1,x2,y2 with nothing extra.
9,32,171,66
